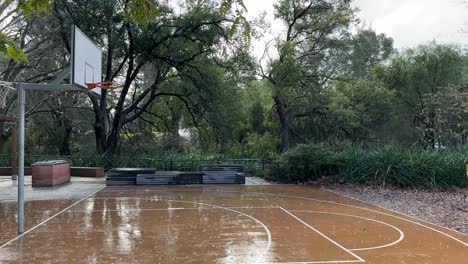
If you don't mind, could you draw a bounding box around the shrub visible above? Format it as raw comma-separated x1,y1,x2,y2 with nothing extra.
279,144,345,182
272,143,468,189
341,146,468,188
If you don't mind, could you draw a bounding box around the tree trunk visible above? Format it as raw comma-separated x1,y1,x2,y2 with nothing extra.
90,93,108,155
94,121,106,154
274,96,290,153
58,116,73,156
280,115,290,152
105,127,120,155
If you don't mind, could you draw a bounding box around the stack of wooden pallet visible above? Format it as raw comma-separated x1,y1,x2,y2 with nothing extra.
106,166,245,186
136,171,204,185
106,168,157,186
177,172,203,185
137,171,179,185
201,165,245,184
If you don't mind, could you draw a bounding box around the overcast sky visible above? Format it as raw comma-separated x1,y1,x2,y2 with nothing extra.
244,0,468,55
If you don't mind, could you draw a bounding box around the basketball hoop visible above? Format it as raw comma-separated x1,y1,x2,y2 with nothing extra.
0,81,15,109
86,82,123,91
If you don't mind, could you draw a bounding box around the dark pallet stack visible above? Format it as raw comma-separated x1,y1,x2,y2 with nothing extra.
137,171,179,185
106,168,157,186
136,171,203,185
178,172,203,185
106,166,244,186
201,165,245,184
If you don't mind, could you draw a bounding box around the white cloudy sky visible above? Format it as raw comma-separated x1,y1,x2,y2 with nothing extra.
243,0,468,54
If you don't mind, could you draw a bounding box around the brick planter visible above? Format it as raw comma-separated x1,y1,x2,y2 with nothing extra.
32,160,71,187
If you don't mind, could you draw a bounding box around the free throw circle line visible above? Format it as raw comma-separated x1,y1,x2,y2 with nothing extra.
290,210,405,251
205,189,468,247
165,199,272,256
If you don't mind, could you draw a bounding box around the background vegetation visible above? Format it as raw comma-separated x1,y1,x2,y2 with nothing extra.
0,0,467,188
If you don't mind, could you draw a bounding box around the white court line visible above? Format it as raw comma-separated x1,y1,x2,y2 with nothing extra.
65,206,277,213
290,210,405,251
163,201,361,264
165,199,273,255
66,208,195,212
205,189,468,247
280,207,365,263
274,261,363,264
321,189,468,247
323,188,468,236
0,186,105,249
96,188,467,247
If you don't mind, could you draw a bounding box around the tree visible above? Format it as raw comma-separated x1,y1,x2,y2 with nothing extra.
51,0,251,155
332,28,394,79
418,85,467,147
261,0,355,152
377,43,466,146
0,0,51,62
327,79,395,141
0,3,70,153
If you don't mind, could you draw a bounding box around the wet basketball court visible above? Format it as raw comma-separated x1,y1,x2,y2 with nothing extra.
0,185,466,263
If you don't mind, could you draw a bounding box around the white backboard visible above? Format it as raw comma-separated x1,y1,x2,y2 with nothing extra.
71,26,102,95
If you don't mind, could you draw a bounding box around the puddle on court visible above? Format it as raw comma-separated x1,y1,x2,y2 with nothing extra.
0,185,467,263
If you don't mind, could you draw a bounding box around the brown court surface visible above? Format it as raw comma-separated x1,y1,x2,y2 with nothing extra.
0,185,467,263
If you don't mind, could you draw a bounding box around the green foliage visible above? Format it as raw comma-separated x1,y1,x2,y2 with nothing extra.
279,144,345,182
1,0,467,193
377,43,466,145
271,143,468,189
16,0,51,19
341,146,468,188
219,0,250,45
0,33,28,63
418,85,467,146
230,133,280,158
266,0,355,151
125,0,159,27
331,29,394,79
328,79,395,140
0,0,51,62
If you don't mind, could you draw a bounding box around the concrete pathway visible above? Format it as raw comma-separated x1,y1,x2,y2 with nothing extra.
0,176,105,203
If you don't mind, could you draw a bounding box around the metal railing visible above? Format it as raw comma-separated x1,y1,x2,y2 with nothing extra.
0,154,286,178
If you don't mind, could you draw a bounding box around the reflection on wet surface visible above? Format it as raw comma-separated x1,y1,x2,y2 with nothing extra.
0,185,467,263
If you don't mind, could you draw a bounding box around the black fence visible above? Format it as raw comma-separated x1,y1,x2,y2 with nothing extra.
0,154,285,178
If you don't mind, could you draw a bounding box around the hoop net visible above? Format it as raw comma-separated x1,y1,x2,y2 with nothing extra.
0,81,15,109
86,82,123,91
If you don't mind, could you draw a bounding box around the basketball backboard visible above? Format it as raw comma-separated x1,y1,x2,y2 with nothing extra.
71,26,102,95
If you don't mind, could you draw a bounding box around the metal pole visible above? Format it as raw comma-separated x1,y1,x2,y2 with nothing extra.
17,83,25,234
11,125,17,180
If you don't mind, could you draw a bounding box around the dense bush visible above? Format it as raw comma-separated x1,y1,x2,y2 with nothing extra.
229,133,280,159
278,144,345,182
270,144,468,189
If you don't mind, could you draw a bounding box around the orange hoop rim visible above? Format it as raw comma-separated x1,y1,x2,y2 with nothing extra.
86,82,123,90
